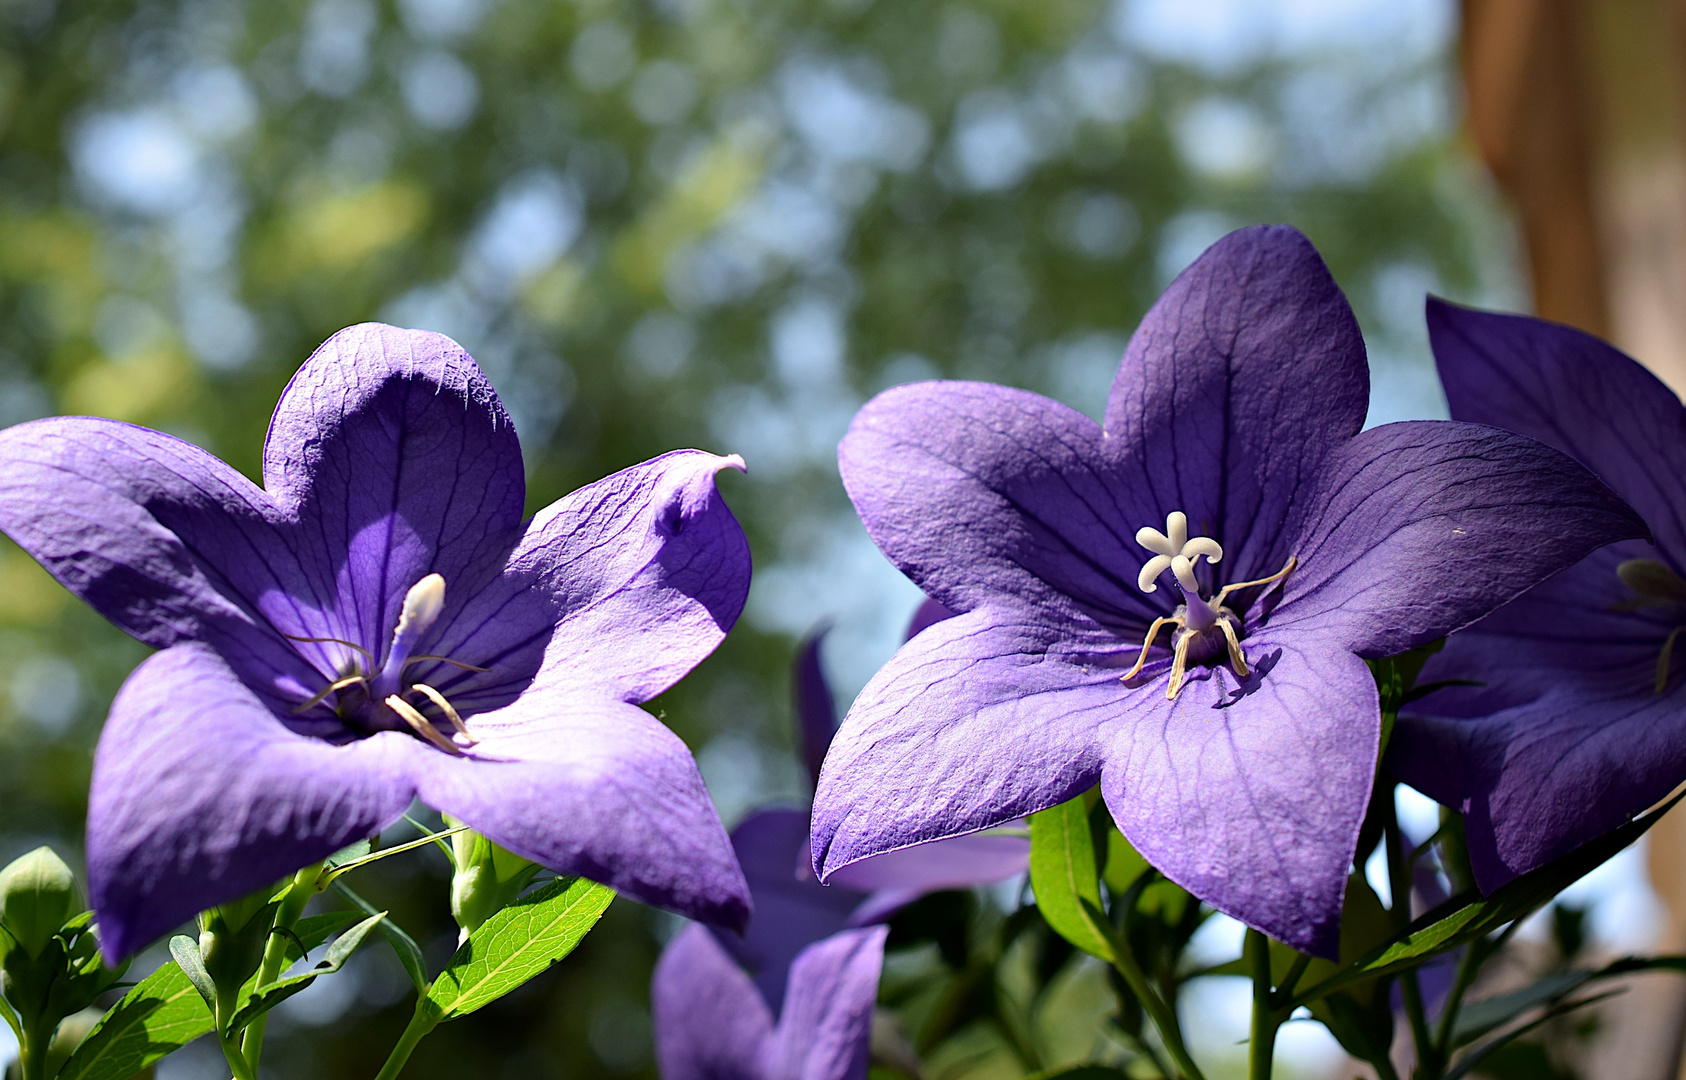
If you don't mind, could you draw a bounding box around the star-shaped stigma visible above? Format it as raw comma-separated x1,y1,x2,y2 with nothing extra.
1123,513,1296,700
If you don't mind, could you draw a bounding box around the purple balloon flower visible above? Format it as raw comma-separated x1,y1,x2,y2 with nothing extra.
0,323,754,959
810,225,1645,956
653,809,887,1080
1390,301,1686,890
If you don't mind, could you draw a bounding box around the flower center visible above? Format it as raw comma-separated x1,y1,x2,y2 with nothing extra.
1615,558,1686,694
285,574,488,753
1122,511,1295,700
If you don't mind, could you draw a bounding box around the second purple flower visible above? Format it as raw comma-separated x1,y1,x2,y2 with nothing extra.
810,225,1644,956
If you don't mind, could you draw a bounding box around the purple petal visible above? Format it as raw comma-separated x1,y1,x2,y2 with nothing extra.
1103,633,1378,958
652,923,774,1080
1102,224,1368,585
904,598,956,641
1428,299,1686,554
1390,547,1685,890
0,419,325,710
839,382,1153,625
1402,545,1667,720
427,450,752,712
762,926,887,1080
718,810,861,1014
793,631,838,792
415,689,750,931
1270,420,1645,657
827,831,1029,895
1391,682,1686,892
811,609,1117,882
87,644,425,960
263,324,528,654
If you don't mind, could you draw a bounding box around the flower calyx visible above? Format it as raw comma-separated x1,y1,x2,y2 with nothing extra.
1123,511,1295,700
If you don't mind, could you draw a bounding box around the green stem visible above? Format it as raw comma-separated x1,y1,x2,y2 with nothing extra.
240,864,318,1071
217,1029,258,1080
372,999,442,1080
1383,788,1434,1065
19,1018,54,1080
1108,942,1205,1080
1246,930,1279,1080
1426,937,1487,1078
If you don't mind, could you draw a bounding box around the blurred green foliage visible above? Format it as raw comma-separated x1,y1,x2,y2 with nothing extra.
0,0,1514,1075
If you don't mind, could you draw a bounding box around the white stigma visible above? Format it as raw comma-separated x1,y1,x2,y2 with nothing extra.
1135,512,1223,594
396,573,447,638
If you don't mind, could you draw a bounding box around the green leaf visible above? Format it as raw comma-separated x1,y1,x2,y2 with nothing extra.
1293,790,1685,1006
1451,954,1686,1048
327,839,372,866
1451,970,1591,1047
425,876,614,1020
168,935,217,1015
1029,795,1113,962
224,911,385,1032
1025,1067,1133,1080
57,962,215,1080
0,986,18,1040
333,880,429,992
290,910,365,958
1444,990,1622,1080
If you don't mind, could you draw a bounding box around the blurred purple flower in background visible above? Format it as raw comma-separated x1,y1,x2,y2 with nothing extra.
811,226,1644,956
1393,302,1686,890
650,604,1027,1079
0,323,754,958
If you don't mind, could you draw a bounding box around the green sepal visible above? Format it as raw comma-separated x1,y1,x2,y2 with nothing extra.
196,886,283,1003
448,823,543,935
424,875,614,1021
55,960,216,1080
223,910,385,1032
1028,792,1113,962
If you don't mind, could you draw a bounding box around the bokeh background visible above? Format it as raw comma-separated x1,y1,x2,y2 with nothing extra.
0,0,1674,1077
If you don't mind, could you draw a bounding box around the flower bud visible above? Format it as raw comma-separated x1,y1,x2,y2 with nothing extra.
0,847,80,960
449,822,541,935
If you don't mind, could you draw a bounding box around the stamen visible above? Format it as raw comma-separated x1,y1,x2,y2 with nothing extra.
1218,619,1249,678
1212,556,1297,609
282,634,372,660
1658,626,1685,695
291,674,367,715
404,654,491,673
385,693,464,755
410,683,477,744
1122,615,1180,681
1166,633,1192,701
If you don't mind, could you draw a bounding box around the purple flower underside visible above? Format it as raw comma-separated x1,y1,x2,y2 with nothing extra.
1391,301,1686,892
810,225,1645,956
653,915,886,1080
0,323,754,959
714,618,1026,1012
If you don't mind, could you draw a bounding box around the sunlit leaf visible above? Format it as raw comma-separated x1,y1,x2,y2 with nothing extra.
425,876,614,1021
57,963,214,1080
1029,794,1113,963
